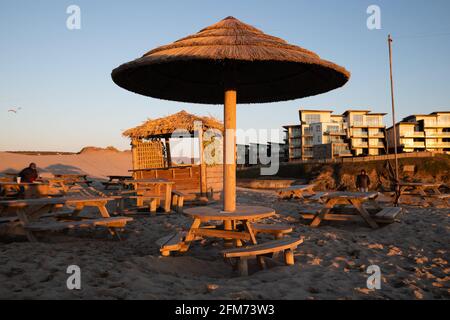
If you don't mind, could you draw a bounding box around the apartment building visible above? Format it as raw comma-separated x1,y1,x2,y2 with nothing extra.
267,142,288,163
343,110,387,156
283,109,387,160
283,125,302,161
387,111,450,153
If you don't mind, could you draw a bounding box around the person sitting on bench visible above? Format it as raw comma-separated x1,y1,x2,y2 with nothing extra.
18,163,39,183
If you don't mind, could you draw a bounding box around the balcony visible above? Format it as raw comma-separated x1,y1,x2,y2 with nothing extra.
427,142,450,148
402,142,425,148
351,122,384,128
325,130,347,136
352,143,368,148
352,132,368,138
426,132,450,138
369,133,385,138
368,142,385,148
401,132,425,138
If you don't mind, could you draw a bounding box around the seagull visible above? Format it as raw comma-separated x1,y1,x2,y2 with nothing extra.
7,107,22,113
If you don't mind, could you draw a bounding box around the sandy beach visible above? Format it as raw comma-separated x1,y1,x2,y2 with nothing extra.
0,184,448,300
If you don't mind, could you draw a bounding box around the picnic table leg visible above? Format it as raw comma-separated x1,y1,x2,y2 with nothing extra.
431,187,442,195
16,208,38,242
243,220,257,245
367,199,383,211
310,198,337,227
417,186,427,197
395,186,406,206
164,184,172,213
181,218,202,252
349,199,379,229
96,202,123,240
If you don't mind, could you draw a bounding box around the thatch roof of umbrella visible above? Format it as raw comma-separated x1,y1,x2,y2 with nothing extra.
112,16,350,104
123,110,223,139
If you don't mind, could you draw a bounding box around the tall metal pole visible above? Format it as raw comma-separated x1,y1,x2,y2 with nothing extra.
388,34,400,192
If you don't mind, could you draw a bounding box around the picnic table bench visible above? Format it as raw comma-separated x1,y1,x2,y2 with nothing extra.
0,196,132,241
251,223,293,239
395,182,444,206
277,184,315,199
301,192,390,229
222,237,304,276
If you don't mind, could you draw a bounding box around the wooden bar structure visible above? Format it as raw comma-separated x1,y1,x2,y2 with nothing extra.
123,110,224,200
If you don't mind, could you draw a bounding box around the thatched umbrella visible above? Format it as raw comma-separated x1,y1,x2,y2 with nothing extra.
122,110,223,139
112,16,350,213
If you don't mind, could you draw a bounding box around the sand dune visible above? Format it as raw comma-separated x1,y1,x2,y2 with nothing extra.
0,151,132,180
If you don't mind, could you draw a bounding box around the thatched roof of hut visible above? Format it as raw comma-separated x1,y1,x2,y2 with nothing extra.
123,110,223,139
112,16,350,104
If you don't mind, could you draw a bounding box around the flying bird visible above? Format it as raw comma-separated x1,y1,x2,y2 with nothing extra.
7,107,22,113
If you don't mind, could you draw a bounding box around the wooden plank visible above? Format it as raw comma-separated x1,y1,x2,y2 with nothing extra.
252,223,293,235
192,228,252,241
374,207,402,220
222,237,304,258
25,217,133,231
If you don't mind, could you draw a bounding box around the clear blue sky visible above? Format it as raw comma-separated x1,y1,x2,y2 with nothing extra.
1,0,449,152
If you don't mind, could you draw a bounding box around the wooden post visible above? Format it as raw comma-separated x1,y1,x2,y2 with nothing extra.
195,121,207,196
388,35,400,193
131,139,139,171
165,137,172,167
223,89,237,213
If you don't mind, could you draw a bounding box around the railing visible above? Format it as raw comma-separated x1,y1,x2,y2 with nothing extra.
325,130,347,135
369,133,385,138
401,132,425,138
426,132,450,138
352,132,368,137
352,143,368,148
368,142,385,147
427,142,450,147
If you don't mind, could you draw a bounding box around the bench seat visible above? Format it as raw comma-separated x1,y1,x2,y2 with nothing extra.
222,237,304,276
25,216,133,231
158,232,187,256
251,223,293,239
373,207,403,223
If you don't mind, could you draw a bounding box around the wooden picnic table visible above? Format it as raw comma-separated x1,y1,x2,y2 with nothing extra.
108,175,132,182
0,196,132,242
307,192,382,229
277,184,315,199
182,205,275,249
395,182,442,205
123,179,174,212
54,174,93,186
102,175,133,190
0,181,50,199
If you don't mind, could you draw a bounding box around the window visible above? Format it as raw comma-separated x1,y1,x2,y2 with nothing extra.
327,125,339,133
305,114,321,124
353,114,364,126
366,116,380,126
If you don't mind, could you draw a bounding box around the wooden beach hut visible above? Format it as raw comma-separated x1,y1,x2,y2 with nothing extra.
123,110,224,198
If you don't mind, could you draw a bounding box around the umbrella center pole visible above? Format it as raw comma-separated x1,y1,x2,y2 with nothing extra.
223,88,237,214
223,88,236,247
